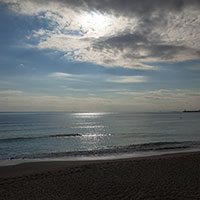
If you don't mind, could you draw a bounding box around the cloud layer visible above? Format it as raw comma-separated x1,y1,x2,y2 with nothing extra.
2,0,200,70
1,89,200,112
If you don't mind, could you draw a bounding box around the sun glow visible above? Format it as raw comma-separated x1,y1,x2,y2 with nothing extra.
81,12,110,31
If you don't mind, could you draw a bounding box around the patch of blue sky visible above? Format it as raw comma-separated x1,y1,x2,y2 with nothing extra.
0,48,59,76
0,7,57,46
142,61,200,91
0,8,52,64
0,10,28,46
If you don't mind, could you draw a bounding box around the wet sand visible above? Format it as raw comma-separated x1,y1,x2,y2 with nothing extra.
0,152,200,200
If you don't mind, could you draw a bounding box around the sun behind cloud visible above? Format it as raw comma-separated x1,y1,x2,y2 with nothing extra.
81,12,110,32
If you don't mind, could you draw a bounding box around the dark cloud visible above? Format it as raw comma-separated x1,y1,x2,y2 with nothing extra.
93,32,148,51
93,31,199,61
42,0,200,16
147,44,187,60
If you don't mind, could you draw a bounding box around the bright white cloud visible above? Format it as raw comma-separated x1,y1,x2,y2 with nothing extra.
52,72,72,77
107,76,146,83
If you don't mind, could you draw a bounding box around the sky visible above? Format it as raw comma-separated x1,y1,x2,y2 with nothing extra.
0,0,200,112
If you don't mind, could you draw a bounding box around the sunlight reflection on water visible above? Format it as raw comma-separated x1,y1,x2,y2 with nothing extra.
1,112,200,163
72,112,114,116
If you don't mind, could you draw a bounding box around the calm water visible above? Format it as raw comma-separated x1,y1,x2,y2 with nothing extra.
0,112,200,164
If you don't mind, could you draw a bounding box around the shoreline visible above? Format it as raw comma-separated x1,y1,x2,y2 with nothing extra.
1,151,200,199
1,146,200,167
2,140,200,167
0,150,200,178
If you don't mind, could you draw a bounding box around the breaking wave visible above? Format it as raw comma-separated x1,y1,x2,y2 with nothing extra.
8,141,200,160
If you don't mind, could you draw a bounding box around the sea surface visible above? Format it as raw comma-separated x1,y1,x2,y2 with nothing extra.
0,112,200,165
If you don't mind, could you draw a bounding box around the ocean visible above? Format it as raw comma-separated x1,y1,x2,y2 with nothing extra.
0,112,200,165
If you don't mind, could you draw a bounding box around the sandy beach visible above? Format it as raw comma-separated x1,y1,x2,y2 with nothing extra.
0,152,200,200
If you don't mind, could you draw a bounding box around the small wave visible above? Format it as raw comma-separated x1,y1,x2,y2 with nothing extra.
0,133,82,142
0,133,109,142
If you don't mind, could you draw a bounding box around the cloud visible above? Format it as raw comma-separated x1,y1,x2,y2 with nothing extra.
52,72,72,77
117,89,200,100
65,88,88,92
0,89,199,112
65,0,200,15
0,90,23,95
0,94,118,112
2,0,200,70
107,76,146,83
50,72,92,83
11,0,199,16
114,89,200,111
19,63,24,68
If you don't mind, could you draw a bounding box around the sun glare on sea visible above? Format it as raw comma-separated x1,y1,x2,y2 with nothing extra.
81,12,110,31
